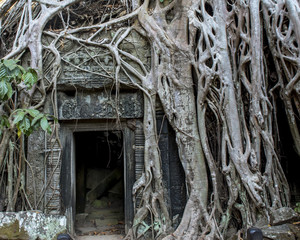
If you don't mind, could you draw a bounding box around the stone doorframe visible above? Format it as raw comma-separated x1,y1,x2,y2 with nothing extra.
59,120,137,235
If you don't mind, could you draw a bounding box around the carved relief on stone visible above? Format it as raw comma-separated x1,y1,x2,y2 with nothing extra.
58,91,143,120
56,30,151,90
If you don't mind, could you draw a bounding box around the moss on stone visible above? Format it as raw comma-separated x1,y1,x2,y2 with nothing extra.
0,220,29,240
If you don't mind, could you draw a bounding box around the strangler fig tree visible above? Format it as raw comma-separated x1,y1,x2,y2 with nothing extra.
0,0,299,239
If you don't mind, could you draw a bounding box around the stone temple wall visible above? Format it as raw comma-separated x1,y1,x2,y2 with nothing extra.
27,29,149,214
26,28,187,234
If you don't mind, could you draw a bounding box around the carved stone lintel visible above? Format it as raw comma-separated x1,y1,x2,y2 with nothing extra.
57,91,143,120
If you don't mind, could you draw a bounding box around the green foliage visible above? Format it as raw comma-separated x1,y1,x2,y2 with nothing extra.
22,68,38,89
295,203,300,214
0,79,13,100
0,59,38,100
12,109,53,136
0,59,54,137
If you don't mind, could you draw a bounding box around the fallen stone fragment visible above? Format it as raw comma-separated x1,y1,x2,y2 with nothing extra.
270,207,299,226
0,211,67,240
261,224,295,240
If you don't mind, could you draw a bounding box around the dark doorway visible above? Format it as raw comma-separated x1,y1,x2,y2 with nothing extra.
74,131,125,235
276,101,300,204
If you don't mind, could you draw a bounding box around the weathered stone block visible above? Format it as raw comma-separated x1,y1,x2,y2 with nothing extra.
0,211,67,240
0,220,28,239
57,31,150,90
261,224,295,240
57,91,143,120
27,130,46,209
270,207,299,225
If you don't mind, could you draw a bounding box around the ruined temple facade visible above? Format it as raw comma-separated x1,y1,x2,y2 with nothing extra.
26,32,187,235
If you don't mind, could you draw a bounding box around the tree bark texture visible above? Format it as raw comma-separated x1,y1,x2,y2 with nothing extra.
0,0,299,239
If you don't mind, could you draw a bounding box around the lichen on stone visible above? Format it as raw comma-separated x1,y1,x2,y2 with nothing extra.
0,220,29,240
0,211,67,240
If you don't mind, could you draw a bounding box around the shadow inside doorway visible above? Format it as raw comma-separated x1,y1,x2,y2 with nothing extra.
74,131,125,236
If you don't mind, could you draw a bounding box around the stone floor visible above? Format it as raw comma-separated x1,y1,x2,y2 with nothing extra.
75,189,125,238
74,168,125,240
75,234,124,240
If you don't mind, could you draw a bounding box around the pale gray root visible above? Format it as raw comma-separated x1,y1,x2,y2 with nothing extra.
0,0,298,239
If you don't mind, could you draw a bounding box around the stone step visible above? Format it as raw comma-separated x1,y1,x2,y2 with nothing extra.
76,226,97,235
95,218,119,227
87,208,123,215
87,211,124,221
86,213,124,221
87,214,124,222
89,195,123,208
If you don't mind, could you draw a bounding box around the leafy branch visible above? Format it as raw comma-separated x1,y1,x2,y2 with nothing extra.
12,109,54,136
0,59,54,137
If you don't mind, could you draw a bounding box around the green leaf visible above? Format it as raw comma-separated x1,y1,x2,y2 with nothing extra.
22,72,33,86
18,65,25,74
3,59,18,71
22,69,38,88
19,117,30,131
0,65,7,78
40,117,49,131
24,118,30,131
25,128,33,136
13,111,26,124
0,80,8,99
16,68,24,82
11,67,22,79
47,125,52,134
31,113,44,126
26,109,40,117
6,82,13,99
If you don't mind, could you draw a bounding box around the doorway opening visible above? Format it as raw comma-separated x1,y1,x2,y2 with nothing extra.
276,100,300,204
74,130,125,235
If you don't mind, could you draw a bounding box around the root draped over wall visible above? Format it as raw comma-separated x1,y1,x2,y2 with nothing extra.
0,0,299,239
